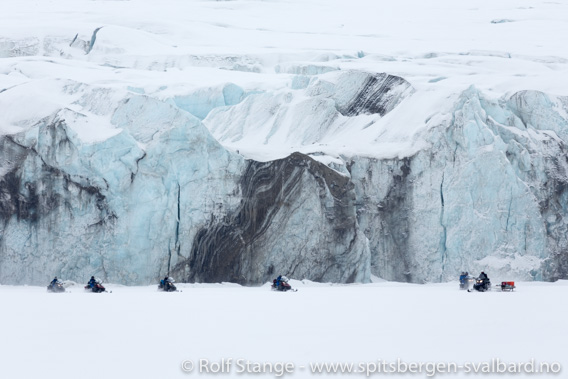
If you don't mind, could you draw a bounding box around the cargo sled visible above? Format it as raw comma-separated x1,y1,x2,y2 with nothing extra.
499,281,516,291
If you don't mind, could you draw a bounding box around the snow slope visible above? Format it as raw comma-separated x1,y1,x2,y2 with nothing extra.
2,0,567,153
0,281,566,378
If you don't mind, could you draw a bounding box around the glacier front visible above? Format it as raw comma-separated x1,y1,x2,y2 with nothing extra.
1,0,568,285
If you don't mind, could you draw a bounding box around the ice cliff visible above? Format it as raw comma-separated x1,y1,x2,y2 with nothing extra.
172,152,370,284
351,88,568,282
0,90,245,284
2,66,567,285
0,74,379,285
205,72,568,283
2,25,568,285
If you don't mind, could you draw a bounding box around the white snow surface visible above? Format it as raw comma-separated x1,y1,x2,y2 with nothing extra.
1,0,568,160
1,281,566,378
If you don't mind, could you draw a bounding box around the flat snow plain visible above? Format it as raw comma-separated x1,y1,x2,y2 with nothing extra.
1,281,566,379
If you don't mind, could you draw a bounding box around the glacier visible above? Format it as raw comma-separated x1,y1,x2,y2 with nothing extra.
0,89,371,285
1,0,568,285
2,75,567,285
351,88,568,283
206,74,568,283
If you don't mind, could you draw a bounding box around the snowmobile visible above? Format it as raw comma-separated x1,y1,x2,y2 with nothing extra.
47,280,65,293
158,277,177,292
470,277,491,292
271,276,296,292
85,279,107,293
459,273,474,290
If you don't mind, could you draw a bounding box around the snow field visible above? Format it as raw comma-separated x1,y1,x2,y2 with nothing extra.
1,281,566,378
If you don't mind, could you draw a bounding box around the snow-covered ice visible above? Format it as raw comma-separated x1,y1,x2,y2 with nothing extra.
0,281,566,378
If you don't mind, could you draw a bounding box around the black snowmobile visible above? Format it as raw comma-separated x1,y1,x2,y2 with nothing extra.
470,277,491,292
158,277,177,292
47,280,65,293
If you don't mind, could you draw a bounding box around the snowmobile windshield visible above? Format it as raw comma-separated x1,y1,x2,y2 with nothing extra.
166,277,175,283
281,276,289,283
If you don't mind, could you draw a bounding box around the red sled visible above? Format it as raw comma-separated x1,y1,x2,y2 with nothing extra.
500,281,515,291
